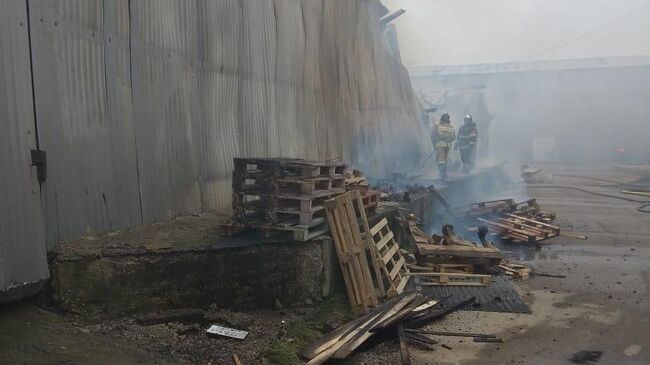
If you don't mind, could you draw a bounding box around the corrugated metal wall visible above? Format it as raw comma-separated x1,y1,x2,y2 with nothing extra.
29,0,143,246
0,1,49,298
11,0,430,249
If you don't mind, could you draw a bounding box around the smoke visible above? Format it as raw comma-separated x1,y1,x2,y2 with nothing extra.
382,0,650,66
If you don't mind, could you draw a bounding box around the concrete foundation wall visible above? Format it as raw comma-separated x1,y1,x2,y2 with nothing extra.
51,239,334,318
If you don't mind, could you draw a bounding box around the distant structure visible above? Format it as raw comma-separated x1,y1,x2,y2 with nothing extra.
410,56,650,163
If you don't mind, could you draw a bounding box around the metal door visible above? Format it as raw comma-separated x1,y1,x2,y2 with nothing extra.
0,1,49,302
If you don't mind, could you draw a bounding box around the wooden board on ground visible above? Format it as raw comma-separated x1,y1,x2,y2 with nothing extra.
411,272,492,286
497,263,531,280
416,243,502,259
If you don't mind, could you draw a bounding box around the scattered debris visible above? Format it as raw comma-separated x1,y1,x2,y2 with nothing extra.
397,323,411,364
206,325,249,340
569,350,603,364
405,329,497,339
521,165,543,183
497,262,532,280
232,353,243,365
473,337,504,343
560,232,589,240
135,309,205,326
530,272,567,279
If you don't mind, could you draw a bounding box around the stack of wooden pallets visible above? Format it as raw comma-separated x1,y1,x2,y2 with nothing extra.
477,213,560,243
230,157,347,241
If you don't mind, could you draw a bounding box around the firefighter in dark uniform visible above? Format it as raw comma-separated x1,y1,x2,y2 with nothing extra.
457,114,479,173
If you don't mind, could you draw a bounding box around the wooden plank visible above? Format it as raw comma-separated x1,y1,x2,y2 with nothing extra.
560,232,588,240
504,213,560,230
232,354,243,365
389,257,406,281
333,293,417,359
405,329,496,339
417,281,487,287
395,275,410,294
306,310,383,365
136,309,204,326
370,217,389,236
416,244,502,258
397,323,411,365
382,244,399,265
375,230,394,252
408,272,491,278
301,311,375,358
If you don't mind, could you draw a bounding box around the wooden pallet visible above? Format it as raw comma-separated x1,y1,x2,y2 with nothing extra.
411,272,491,286
325,191,382,314
367,218,410,298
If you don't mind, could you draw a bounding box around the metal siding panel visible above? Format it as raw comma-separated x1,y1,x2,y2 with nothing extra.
131,0,201,223
195,0,242,212
0,1,49,296
29,0,141,247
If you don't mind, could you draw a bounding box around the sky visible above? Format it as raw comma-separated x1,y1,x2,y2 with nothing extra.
382,0,650,66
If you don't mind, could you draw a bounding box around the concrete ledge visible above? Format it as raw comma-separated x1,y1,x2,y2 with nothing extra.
50,217,334,318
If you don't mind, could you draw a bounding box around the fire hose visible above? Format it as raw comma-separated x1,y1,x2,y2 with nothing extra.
526,185,650,214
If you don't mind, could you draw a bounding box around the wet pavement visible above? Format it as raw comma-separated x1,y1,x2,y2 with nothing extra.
410,163,650,365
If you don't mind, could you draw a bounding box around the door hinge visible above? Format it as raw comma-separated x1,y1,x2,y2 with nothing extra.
30,149,47,183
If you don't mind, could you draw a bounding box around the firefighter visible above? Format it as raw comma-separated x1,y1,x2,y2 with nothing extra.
457,114,479,173
431,113,456,179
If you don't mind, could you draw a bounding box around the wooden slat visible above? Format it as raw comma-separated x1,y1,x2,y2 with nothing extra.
375,230,394,252
333,294,417,359
504,213,560,230
395,275,410,293
389,257,406,280
370,217,389,236
382,244,399,265
397,323,411,365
